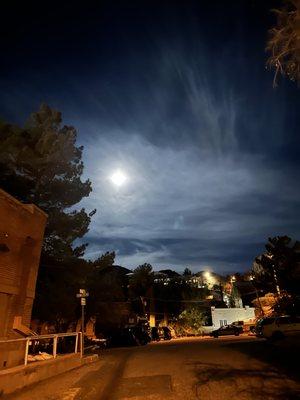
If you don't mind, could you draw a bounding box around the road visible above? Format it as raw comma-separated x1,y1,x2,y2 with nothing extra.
6,336,300,400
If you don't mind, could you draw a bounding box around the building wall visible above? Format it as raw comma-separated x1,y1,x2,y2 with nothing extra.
211,306,255,328
0,189,47,368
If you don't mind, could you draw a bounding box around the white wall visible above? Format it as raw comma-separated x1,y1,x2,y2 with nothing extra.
211,306,255,328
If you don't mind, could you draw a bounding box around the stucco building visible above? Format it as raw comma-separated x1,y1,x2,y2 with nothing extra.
211,306,255,328
0,189,47,368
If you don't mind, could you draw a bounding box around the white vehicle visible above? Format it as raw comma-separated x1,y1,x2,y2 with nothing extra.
256,315,300,340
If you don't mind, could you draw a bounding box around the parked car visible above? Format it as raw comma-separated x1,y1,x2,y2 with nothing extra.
151,326,172,341
107,326,151,347
230,321,245,333
210,324,241,338
151,327,160,341
159,327,172,340
256,315,300,340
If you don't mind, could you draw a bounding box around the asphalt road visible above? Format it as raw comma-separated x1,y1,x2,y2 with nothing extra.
6,336,300,400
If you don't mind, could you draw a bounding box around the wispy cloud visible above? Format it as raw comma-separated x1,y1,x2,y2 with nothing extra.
1,5,299,274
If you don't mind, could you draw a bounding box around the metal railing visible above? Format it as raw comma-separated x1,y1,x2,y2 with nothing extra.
0,332,82,366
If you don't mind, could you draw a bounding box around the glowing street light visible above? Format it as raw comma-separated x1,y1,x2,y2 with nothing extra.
204,271,211,279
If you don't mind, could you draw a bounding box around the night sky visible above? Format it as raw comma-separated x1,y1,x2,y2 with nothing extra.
1,1,299,274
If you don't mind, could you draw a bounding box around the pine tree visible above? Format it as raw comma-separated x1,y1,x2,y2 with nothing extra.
0,104,95,325
0,104,95,260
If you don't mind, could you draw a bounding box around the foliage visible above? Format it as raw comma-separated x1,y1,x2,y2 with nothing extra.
252,293,277,316
228,284,241,308
93,251,116,270
183,267,192,276
0,104,94,260
273,292,300,315
32,257,90,330
253,292,300,317
129,263,154,297
154,278,185,317
174,307,208,335
252,236,300,297
84,251,133,320
0,104,95,324
266,0,300,86
153,277,210,322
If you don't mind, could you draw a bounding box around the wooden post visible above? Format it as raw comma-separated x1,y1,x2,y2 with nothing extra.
80,332,83,358
81,303,85,358
24,339,30,365
53,335,58,358
75,332,79,353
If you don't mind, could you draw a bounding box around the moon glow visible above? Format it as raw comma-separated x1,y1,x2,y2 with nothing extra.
110,170,127,186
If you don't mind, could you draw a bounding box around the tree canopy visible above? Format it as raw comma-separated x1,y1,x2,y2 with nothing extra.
266,0,300,86
0,104,94,260
183,267,192,276
0,104,96,324
129,263,154,297
93,251,116,270
252,236,300,297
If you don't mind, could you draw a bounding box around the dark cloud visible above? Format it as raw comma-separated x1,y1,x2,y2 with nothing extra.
84,236,265,274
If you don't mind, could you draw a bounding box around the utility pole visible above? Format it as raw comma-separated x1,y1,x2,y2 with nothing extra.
265,253,281,296
250,276,264,316
76,289,89,358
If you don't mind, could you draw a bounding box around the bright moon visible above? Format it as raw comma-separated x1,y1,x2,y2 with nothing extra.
110,170,127,186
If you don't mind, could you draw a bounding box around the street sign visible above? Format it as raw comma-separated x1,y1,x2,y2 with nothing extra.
76,288,89,358
76,289,89,298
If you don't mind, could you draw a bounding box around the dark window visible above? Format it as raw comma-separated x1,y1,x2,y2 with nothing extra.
261,318,275,326
290,316,300,323
277,317,291,325
233,321,243,326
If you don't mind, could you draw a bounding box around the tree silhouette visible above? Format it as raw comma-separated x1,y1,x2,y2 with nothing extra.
0,104,94,261
129,263,154,297
0,104,95,324
266,0,300,86
253,236,300,297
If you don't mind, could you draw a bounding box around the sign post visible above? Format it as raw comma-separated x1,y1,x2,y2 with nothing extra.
76,289,89,358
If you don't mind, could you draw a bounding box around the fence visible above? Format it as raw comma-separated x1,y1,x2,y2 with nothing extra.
0,332,82,367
